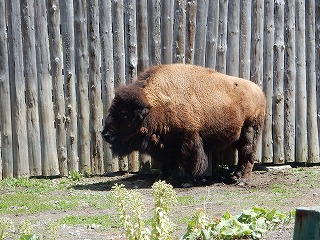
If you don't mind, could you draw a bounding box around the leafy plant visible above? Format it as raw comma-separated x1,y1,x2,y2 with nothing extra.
111,183,150,240
18,220,38,240
0,217,15,240
182,206,295,240
151,180,177,240
68,170,84,181
111,180,177,240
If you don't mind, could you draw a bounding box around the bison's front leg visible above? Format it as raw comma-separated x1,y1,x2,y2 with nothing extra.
180,133,208,177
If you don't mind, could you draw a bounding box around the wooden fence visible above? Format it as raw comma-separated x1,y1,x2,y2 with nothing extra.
0,0,320,179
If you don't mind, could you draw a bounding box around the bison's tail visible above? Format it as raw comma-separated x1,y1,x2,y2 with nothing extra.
192,136,208,176
181,133,208,176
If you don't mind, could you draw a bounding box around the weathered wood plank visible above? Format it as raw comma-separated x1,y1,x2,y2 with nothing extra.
205,0,219,68
137,0,152,172
284,0,296,164
226,0,239,76
113,0,126,87
125,0,138,83
113,0,133,172
35,0,59,176
223,0,239,166
250,0,264,161
125,0,140,172
316,0,320,150
239,0,251,79
273,0,285,164
60,0,79,171
137,0,149,71
216,0,228,73
173,0,186,63
194,0,209,66
293,206,320,240
185,0,196,64
21,0,42,176
161,0,174,63
74,1,90,174
295,0,308,163
306,0,320,164
0,0,13,179
48,0,68,176
149,0,161,65
88,0,104,175
262,0,274,163
7,0,29,177
100,1,118,173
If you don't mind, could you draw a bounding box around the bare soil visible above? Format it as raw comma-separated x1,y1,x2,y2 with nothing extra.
4,165,320,239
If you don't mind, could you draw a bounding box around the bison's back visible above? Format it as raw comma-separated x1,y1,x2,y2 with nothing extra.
140,64,266,136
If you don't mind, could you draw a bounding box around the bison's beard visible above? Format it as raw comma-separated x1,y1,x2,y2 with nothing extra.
108,133,150,158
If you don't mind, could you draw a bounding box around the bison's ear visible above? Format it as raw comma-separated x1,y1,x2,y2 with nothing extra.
136,108,150,119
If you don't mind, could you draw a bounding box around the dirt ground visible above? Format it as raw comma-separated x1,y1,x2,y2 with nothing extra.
4,165,320,239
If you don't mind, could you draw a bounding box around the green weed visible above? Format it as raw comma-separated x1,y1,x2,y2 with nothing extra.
68,170,84,181
58,215,120,229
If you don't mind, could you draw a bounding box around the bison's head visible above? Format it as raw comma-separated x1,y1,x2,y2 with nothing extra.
102,85,150,156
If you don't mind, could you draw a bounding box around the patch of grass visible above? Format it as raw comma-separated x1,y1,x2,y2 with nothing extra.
58,214,120,229
0,192,79,214
0,177,116,215
271,184,291,194
177,195,197,205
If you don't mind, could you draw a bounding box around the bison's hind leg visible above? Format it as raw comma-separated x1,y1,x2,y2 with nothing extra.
233,118,263,181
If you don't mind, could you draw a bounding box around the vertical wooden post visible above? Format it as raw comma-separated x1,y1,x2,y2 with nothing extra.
100,1,118,173
216,0,228,73
137,0,149,71
205,0,219,68
250,0,264,162
239,0,251,80
273,0,285,164
293,206,320,240
112,0,126,87
20,0,42,176
214,0,228,168
316,0,320,147
284,0,296,164
226,0,240,76
194,0,209,66
125,0,140,173
185,0,196,64
306,0,320,164
295,0,308,163
7,0,29,177
173,0,186,64
60,1,79,172
262,0,274,163
48,0,68,176
137,0,152,173
113,0,128,171
125,0,138,83
225,0,239,167
0,0,13,179
88,0,104,175
149,0,161,65
315,0,320,148
74,1,90,174
35,0,60,176
161,0,174,63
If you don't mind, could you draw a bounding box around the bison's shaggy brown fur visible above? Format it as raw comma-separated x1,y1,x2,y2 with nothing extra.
102,64,266,181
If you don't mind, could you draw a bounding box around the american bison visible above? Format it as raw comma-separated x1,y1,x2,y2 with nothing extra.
102,64,266,181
